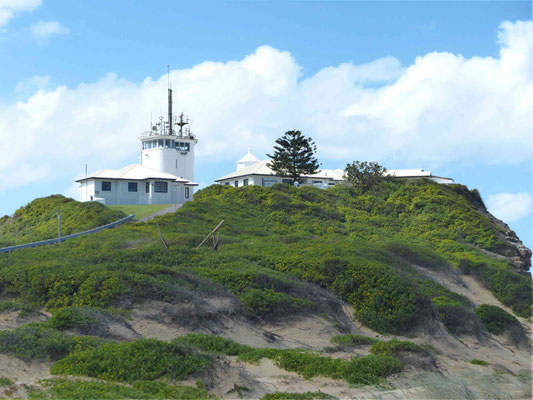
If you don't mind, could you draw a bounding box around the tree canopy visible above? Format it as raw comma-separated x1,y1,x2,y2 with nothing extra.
267,130,320,184
344,161,389,193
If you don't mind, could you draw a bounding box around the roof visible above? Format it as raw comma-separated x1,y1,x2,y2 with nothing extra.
76,164,198,185
386,169,432,178
238,150,261,164
216,160,344,182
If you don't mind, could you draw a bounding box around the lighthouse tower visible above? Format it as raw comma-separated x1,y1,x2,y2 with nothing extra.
140,88,198,182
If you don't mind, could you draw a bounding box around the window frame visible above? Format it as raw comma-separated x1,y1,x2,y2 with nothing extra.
128,182,138,192
154,181,168,193
101,181,112,191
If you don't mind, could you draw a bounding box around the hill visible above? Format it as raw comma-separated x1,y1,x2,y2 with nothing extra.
0,195,126,247
0,180,531,399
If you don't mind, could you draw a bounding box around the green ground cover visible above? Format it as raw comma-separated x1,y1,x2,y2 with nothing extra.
474,304,520,334
28,378,211,400
0,195,125,247
107,204,173,220
0,180,529,340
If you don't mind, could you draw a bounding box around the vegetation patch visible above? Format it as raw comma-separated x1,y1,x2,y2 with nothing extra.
107,204,172,220
262,392,337,400
369,338,426,356
474,304,520,335
0,195,125,246
0,323,103,361
330,334,378,347
50,338,211,383
0,377,14,387
0,300,19,312
470,359,489,366
175,334,402,385
28,378,211,400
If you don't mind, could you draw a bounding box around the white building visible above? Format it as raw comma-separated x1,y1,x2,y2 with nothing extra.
77,89,198,205
216,150,345,188
216,151,454,188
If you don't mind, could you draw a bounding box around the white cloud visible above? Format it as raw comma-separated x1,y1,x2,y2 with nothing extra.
0,21,532,192
487,192,532,223
29,20,68,43
0,0,41,29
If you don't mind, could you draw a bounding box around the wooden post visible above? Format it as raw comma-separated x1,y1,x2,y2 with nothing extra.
196,220,224,250
157,223,169,249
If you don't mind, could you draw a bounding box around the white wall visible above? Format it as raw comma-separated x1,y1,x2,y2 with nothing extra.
141,136,197,182
81,179,187,205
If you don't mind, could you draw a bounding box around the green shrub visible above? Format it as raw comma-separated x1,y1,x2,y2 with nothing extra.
431,296,474,334
262,392,337,400
470,359,489,366
173,334,251,356
330,334,378,347
0,377,14,387
50,338,211,383
0,323,103,360
28,378,211,400
370,339,424,355
0,300,18,312
474,304,520,334
46,306,100,331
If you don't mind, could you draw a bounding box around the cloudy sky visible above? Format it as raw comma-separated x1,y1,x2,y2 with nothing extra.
0,0,531,250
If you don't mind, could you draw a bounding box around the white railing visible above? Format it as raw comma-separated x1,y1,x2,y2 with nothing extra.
0,214,134,254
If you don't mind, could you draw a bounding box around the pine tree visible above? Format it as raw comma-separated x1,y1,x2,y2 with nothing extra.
267,130,320,184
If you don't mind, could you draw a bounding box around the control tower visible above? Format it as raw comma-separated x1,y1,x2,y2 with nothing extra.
139,88,197,182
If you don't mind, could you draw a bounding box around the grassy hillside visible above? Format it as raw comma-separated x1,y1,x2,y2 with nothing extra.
0,195,126,247
107,204,172,220
0,180,531,398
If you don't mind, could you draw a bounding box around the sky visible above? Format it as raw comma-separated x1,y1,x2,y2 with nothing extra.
0,0,532,252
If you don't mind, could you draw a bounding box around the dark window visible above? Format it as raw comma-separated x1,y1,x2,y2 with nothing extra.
145,182,150,193
224,182,230,185
128,182,138,192
102,181,111,191
234,180,238,187
282,178,292,184
313,180,322,184
176,142,190,151
185,187,190,199
262,178,277,187
158,139,164,148
243,179,249,186
154,181,168,193
165,139,171,148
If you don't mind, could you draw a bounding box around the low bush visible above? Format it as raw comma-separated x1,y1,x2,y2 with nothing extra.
370,339,425,355
28,378,211,400
262,392,337,400
470,359,489,366
0,323,103,360
431,296,475,334
0,377,14,387
174,334,402,385
474,304,520,334
46,306,100,331
50,338,211,383
0,300,18,312
330,334,378,347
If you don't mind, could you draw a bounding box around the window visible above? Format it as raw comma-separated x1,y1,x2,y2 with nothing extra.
128,182,138,192
102,181,111,191
154,181,168,193
282,179,292,184
224,182,230,185
158,139,164,148
243,178,249,186
145,182,150,193
313,180,322,184
234,180,238,187
176,142,190,151
262,178,277,187
185,187,190,199
165,139,171,148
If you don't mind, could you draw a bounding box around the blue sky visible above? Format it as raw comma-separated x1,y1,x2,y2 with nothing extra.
0,0,532,252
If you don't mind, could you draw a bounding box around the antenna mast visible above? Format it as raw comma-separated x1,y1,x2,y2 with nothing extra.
167,65,173,136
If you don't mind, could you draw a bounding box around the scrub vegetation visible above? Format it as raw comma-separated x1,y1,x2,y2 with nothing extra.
0,195,125,247
0,179,530,398
107,204,172,220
